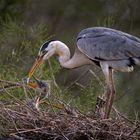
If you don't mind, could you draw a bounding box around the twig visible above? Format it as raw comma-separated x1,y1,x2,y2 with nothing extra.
48,60,61,91
127,125,140,136
0,81,36,94
0,79,19,84
64,69,89,92
0,83,21,93
46,95,70,140
22,79,28,99
2,104,20,134
10,127,47,135
2,88,41,116
42,100,64,109
112,106,134,124
88,69,104,87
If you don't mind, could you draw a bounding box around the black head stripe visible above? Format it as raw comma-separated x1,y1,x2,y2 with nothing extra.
40,39,56,52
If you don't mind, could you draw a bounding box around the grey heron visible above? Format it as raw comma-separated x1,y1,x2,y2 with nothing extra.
28,27,140,118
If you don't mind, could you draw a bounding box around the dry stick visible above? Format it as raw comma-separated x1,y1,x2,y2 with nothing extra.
0,85,21,93
3,87,41,116
46,96,70,140
50,95,78,116
64,69,89,92
76,115,124,139
112,106,136,125
10,127,47,135
75,82,85,89
114,87,133,102
0,80,36,94
22,79,28,99
41,100,64,110
0,103,19,127
3,108,28,118
0,83,21,93
0,79,19,84
0,79,25,92
89,69,105,104
48,60,61,92
112,106,121,121
128,125,140,136
1,103,20,134
89,69,104,87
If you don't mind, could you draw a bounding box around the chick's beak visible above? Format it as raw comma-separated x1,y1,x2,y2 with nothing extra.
28,57,44,80
28,82,39,89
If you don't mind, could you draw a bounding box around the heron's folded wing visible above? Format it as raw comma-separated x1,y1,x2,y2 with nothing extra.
77,27,140,61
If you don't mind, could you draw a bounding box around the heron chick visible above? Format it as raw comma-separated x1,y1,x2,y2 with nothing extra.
28,27,140,118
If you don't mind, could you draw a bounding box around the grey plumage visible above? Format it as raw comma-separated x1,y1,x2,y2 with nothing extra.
77,27,140,70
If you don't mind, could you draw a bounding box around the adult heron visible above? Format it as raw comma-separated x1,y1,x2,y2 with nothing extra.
28,27,140,118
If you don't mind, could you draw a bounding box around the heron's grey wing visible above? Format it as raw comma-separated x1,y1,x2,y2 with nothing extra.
77,28,140,61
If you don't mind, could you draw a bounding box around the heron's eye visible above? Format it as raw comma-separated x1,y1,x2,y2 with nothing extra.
41,50,48,57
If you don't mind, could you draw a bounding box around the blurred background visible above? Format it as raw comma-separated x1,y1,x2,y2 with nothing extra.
0,0,140,118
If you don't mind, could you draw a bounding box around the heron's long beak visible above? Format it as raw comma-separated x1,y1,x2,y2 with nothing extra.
28,57,44,81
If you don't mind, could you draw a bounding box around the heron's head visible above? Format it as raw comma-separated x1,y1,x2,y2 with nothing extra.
28,40,56,81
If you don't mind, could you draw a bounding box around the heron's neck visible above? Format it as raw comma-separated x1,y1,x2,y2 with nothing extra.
53,41,72,68
53,41,91,69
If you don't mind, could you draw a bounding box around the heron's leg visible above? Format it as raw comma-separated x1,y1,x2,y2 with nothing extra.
100,62,111,118
104,69,116,118
100,62,116,118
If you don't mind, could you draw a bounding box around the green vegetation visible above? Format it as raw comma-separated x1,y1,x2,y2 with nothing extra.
0,18,48,79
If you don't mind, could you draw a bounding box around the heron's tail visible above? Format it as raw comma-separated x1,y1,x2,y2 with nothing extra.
133,57,140,66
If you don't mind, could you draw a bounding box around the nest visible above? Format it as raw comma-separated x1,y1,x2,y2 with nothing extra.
0,79,139,140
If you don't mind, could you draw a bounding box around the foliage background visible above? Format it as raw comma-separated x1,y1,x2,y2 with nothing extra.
0,0,140,119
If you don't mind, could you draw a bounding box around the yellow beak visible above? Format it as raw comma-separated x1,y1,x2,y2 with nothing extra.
28,57,44,80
